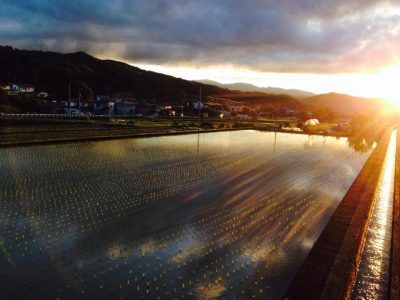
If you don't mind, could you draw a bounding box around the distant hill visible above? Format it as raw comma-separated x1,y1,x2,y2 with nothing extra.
0,46,225,101
303,93,383,115
0,46,302,109
197,79,315,99
211,91,302,110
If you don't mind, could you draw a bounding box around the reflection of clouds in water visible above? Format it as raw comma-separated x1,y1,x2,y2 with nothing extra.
106,244,123,260
137,239,158,256
170,246,194,264
195,281,226,300
169,237,202,264
76,258,85,270
243,246,273,263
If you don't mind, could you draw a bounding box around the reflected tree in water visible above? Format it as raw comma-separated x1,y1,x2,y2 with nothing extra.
347,134,377,153
346,113,387,153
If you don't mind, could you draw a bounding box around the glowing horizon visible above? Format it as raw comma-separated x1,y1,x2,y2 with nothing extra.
134,62,400,103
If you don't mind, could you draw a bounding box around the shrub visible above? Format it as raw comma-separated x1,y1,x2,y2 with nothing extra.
0,104,20,113
200,121,214,129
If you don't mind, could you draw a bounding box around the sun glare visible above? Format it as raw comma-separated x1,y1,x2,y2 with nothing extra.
375,65,400,108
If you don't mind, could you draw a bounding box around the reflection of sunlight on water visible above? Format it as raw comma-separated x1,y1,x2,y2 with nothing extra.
92,141,131,158
300,237,315,251
195,281,226,300
243,246,273,263
351,129,396,300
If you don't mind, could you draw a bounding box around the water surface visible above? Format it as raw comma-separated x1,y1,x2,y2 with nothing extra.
0,130,372,299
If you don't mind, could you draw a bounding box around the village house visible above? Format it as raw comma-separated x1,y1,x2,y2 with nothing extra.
226,103,243,113
304,118,320,126
135,102,157,116
37,91,48,98
43,101,65,114
192,100,205,110
237,113,252,120
94,96,115,115
11,83,35,93
112,92,136,103
63,99,90,116
115,100,136,115
94,94,138,115
0,83,11,91
218,110,231,118
172,104,185,117
154,105,164,113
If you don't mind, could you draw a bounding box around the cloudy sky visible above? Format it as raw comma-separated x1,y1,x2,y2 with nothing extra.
1,0,400,99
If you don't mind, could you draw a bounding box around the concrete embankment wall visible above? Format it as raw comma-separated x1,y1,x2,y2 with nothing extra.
391,130,400,300
284,127,393,300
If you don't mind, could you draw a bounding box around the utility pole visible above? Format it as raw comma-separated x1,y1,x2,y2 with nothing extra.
181,93,184,117
153,94,156,117
68,82,71,120
78,89,81,114
198,86,202,130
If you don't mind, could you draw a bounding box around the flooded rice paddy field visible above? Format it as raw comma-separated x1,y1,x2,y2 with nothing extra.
0,130,372,299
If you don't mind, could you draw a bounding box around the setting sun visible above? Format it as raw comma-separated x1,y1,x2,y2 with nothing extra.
373,65,400,108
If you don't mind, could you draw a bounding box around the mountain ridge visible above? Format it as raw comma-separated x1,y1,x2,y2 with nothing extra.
197,79,315,99
302,92,382,115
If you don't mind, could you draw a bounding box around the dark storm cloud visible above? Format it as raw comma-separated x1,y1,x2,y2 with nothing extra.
0,0,399,72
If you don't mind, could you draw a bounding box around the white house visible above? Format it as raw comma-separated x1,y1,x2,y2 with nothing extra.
305,119,320,126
